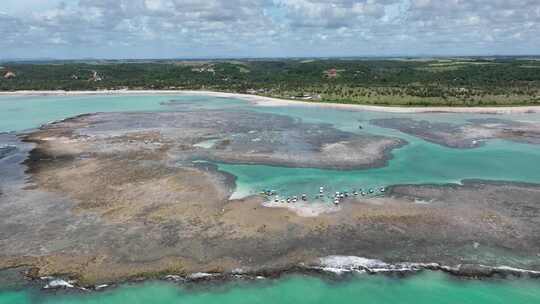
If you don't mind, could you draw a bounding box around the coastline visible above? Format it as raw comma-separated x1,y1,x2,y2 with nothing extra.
3,91,540,290
1,89,540,114
18,256,540,292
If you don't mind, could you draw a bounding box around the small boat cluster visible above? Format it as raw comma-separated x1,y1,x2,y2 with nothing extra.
261,186,386,206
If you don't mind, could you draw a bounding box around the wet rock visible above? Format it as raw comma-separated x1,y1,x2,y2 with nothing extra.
26,267,41,279
0,145,17,159
450,264,495,278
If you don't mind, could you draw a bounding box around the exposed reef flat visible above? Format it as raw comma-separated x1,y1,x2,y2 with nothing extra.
25,110,404,170
371,117,540,148
1,110,540,286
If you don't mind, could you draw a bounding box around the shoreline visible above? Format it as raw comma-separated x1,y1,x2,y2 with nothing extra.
1,89,540,114
18,257,540,292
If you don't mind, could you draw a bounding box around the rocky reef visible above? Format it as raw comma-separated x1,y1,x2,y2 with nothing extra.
371,117,540,148
1,109,540,286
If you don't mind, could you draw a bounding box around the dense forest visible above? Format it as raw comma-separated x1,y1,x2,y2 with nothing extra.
2,58,540,106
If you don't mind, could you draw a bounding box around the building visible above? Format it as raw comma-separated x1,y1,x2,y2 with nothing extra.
325,68,338,78
3,71,16,79
90,71,102,82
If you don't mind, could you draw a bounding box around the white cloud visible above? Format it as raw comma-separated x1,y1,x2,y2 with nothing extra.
0,0,539,59
145,0,168,10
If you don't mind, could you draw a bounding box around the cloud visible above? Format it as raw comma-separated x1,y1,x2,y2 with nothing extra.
275,0,397,28
0,0,539,59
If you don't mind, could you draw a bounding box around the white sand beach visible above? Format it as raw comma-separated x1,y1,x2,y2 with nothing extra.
1,89,539,114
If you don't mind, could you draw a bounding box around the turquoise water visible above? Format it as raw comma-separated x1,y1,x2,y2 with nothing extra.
2,94,540,197
0,95,166,132
224,139,540,198
0,94,245,132
5,93,540,199
2,272,540,304
225,104,540,198
2,94,540,302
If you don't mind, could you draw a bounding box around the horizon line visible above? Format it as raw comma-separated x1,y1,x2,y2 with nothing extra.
2,54,540,63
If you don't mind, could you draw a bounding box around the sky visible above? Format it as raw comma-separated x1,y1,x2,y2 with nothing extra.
1,0,539,59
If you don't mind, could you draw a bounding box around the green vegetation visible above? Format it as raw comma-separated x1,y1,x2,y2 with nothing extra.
2,58,540,106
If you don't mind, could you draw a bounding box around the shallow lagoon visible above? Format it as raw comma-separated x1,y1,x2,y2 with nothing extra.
0,94,246,133
4,94,540,199
2,94,540,302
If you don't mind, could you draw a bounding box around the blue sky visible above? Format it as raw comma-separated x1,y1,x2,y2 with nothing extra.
1,0,539,59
